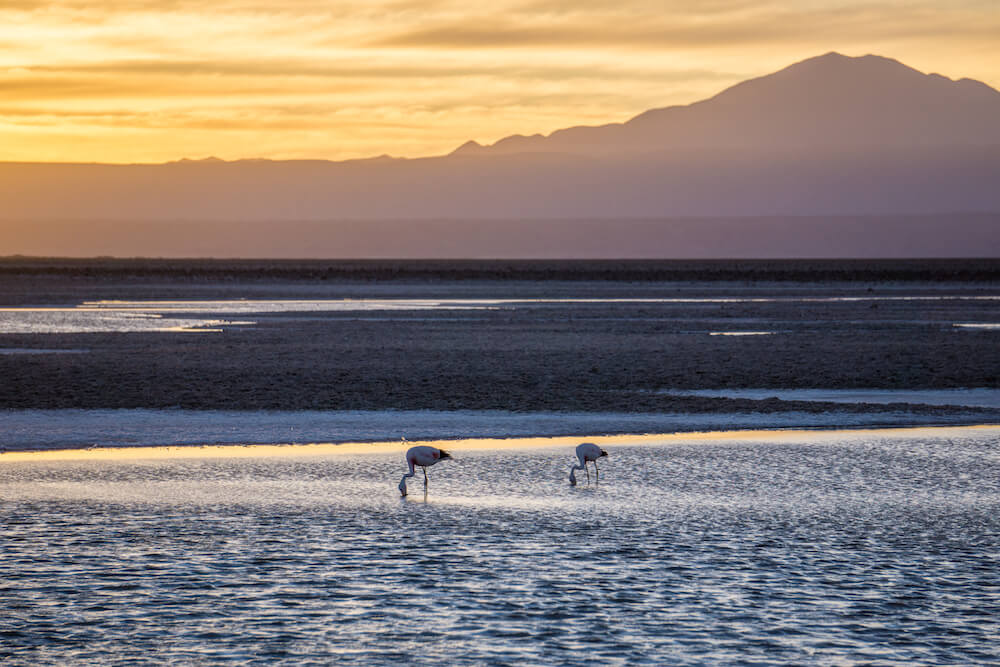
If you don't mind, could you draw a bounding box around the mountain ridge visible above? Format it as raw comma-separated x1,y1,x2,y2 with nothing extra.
451,51,1000,158
1,51,998,260
10,51,995,167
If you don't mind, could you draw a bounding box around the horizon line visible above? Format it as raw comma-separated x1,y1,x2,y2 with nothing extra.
6,51,997,167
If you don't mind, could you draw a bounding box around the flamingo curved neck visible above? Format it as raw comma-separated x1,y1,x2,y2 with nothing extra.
399,462,417,493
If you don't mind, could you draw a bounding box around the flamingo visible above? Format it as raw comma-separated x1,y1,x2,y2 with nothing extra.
569,442,607,486
399,445,452,497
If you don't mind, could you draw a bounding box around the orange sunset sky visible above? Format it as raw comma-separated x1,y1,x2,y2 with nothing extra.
2,0,999,164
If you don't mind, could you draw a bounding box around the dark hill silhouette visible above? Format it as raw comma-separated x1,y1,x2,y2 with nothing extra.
1,53,998,257
452,52,1000,156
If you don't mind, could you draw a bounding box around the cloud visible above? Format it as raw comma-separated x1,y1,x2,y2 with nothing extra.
372,4,1000,50
0,0,998,162
16,58,741,84
373,21,778,49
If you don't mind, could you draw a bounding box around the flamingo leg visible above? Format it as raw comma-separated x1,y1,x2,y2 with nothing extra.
423,467,428,488
594,461,599,483
585,462,591,484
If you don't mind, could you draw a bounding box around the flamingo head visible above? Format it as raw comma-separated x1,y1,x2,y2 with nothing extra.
599,449,608,458
569,468,577,486
437,448,453,460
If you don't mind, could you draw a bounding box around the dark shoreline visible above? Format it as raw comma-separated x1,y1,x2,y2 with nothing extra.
4,257,1000,283
1,258,998,413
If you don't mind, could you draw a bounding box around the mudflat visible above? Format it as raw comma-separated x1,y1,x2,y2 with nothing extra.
1,258,998,414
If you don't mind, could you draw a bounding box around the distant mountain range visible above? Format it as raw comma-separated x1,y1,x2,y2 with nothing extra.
2,52,999,257
451,52,1000,157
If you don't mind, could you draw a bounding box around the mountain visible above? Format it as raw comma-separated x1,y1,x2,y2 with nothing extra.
452,52,1000,156
1,52,999,258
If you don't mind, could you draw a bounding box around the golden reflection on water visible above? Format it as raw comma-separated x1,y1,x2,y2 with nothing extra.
2,425,997,464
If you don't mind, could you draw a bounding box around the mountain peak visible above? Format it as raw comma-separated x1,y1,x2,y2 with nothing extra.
770,51,919,80
450,140,486,156
455,52,1000,157
814,50,852,61
171,156,226,165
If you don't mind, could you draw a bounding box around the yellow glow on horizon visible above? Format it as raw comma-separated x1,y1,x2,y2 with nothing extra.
1,1,998,163
2,425,996,463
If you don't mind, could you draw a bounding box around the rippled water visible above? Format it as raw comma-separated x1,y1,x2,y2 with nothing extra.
3,428,999,665
6,408,992,452
2,294,998,333
0,308,254,334
666,388,1000,410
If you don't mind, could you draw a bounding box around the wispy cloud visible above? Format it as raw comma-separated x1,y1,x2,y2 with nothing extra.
373,2,1000,49
0,0,997,162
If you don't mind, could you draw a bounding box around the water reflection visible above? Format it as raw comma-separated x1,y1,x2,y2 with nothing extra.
2,427,999,665
0,307,254,333
0,347,89,355
2,294,998,334
8,408,998,454
663,388,1000,409
954,322,1000,330
74,295,1000,311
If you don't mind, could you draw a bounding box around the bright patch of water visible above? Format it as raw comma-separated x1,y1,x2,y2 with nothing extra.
2,427,998,665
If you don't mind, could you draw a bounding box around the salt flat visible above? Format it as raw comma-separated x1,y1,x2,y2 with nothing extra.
1,261,999,415
2,260,998,665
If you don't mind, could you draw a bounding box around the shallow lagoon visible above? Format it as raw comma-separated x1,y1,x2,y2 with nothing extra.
3,427,999,665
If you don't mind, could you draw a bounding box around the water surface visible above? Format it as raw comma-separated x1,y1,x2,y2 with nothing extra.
2,294,998,333
5,407,997,452
3,427,999,665
665,388,1000,410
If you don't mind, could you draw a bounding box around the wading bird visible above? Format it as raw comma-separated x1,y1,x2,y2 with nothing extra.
569,442,608,486
399,445,452,497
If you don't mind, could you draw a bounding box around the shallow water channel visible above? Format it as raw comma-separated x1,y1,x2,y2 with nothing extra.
2,427,999,665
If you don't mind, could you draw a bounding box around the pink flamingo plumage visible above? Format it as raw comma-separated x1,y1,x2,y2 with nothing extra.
569,442,608,486
399,445,452,496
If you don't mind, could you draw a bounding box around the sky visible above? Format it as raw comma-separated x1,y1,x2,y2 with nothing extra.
1,0,998,164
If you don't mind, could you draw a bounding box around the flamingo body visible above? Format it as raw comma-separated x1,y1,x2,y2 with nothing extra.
569,442,607,486
399,445,452,496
